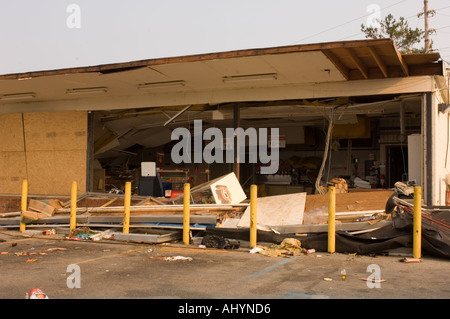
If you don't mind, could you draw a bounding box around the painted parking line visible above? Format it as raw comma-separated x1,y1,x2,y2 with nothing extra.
74,247,147,265
242,256,300,282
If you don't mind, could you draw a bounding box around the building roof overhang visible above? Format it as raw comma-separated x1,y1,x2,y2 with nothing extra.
0,38,446,114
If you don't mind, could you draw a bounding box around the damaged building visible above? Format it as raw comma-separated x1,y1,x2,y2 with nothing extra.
1,38,450,258
0,38,448,206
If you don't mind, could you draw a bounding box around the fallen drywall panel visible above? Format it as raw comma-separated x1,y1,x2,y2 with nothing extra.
237,192,306,228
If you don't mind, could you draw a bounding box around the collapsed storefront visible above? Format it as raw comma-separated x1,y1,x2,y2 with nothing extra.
0,38,448,205
1,38,449,258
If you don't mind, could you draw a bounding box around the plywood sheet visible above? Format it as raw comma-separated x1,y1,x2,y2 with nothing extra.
0,151,27,193
304,190,393,213
23,111,87,151
26,150,86,195
237,192,306,228
0,113,24,152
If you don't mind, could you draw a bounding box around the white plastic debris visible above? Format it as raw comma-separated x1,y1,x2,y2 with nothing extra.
163,256,193,262
249,247,264,254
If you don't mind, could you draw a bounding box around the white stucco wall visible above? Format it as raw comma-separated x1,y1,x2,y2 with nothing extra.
432,79,450,205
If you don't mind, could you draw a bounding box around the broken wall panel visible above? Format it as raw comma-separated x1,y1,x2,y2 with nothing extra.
26,150,86,195
0,113,26,193
23,111,87,151
23,111,88,195
0,151,27,194
0,111,88,195
0,113,25,152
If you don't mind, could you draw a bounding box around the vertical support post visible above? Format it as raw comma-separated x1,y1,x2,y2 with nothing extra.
70,181,77,233
413,186,422,259
233,102,240,181
122,181,131,234
20,179,28,232
328,186,336,253
250,184,257,248
183,183,190,245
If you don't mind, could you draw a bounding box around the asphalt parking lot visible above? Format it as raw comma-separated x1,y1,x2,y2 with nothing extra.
1,229,449,303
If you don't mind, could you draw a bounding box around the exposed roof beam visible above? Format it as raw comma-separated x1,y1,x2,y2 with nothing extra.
321,50,350,80
163,104,193,126
392,46,409,76
0,39,395,80
368,47,388,78
344,48,369,79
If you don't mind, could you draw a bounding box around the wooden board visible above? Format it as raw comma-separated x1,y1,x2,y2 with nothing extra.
23,111,87,151
304,190,393,213
0,113,24,152
0,111,88,195
0,151,27,193
237,192,306,228
26,150,86,195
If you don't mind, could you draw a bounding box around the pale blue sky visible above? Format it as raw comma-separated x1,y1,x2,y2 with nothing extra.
1,0,449,75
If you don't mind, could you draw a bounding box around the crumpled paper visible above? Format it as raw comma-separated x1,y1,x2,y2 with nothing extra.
256,238,303,257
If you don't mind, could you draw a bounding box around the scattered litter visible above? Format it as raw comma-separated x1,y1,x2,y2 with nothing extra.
256,238,303,257
198,245,206,249
39,252,47,255
77,233,93,240
15,252,27,256
359,277,386,283
249,247,264,254
323,277,333,281
11,243,17,247
305,249,316,255
340,269,347,281
26,259,37,262
46,248,67,251
147,248,154,253
201,234,240,250
1,252,8,255
26,288,49,299
43,229,56,235
401,257,422,263
162,256,193,262
90,230,115,241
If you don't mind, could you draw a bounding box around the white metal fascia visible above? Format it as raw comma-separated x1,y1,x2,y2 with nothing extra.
0,76,436,114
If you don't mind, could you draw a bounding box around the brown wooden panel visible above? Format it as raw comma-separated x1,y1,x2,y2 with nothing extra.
23,111,87,151
0,113,24,152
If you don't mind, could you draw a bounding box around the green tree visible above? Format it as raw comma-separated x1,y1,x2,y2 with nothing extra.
361,14,426,53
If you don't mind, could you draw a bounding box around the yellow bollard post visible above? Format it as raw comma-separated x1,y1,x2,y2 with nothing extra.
183,183,190,245
70,181,77,233
250,184,258,248
20,179,28,232
122,182,131,234
413,186,422,259
328,186,336,254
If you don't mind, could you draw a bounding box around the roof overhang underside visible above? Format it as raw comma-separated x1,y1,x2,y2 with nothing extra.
0,38,446,115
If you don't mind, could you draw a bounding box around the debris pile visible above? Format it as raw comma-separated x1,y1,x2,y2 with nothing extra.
1,175,448,259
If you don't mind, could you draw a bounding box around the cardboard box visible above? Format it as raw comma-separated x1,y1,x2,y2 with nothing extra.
22,210,50,223
174,172,247,205
28,199,62,216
